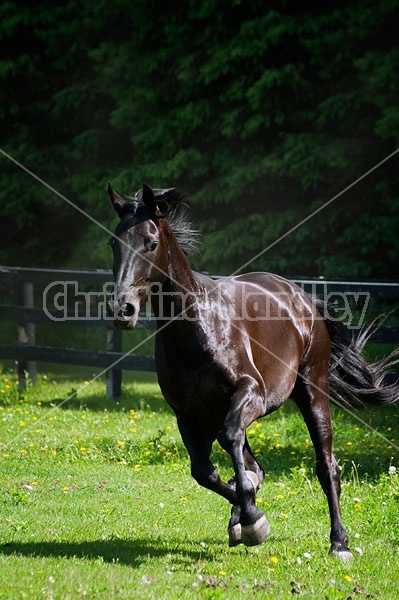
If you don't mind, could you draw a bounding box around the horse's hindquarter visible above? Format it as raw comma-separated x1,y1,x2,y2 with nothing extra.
230,273,316,411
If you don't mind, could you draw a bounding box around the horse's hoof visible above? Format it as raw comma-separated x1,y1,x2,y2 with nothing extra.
241,515,270,547
245,470,260,491
228,523,242,547
330,547,353,561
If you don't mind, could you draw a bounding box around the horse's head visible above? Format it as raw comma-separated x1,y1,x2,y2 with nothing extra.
108,183,188,329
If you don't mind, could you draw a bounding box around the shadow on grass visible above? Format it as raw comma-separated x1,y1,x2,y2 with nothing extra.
0,535,223,567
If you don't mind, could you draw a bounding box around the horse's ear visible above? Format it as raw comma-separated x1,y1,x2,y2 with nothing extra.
108,182,126,215
142,184,157,214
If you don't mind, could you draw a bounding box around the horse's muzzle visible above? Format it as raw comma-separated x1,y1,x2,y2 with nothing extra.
107,298,139,329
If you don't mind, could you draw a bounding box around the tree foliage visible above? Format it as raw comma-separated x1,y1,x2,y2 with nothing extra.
0,0,397,277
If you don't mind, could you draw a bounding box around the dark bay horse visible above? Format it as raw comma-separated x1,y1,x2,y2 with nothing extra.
107,183,399,559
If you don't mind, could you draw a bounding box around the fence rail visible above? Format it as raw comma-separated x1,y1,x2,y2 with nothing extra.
0,266,398,399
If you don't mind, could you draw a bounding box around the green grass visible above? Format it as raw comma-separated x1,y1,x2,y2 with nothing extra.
1,365,399,599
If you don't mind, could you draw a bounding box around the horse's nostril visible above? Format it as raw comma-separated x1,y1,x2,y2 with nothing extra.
123,303,135,318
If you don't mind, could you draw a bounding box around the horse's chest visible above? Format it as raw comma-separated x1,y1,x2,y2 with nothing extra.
157,352,233,418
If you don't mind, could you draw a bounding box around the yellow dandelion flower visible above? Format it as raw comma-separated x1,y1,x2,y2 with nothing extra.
219,570,227,576
270,556,279,564
19,421,26,427
344,575,352,582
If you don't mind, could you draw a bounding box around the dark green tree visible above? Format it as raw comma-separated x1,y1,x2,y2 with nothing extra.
0,0,397,277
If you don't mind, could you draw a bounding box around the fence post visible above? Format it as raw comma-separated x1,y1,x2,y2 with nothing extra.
17,281,37,390
106,327,122,399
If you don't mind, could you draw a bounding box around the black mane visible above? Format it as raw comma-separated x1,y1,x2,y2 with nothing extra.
122,187,200,255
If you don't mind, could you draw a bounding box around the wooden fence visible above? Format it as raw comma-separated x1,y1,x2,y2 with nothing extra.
0,266,398,399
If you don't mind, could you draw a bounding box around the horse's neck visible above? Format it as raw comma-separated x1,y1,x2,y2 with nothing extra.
150,225,199,323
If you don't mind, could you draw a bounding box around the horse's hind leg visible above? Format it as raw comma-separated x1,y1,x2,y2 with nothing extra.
293,374,353,560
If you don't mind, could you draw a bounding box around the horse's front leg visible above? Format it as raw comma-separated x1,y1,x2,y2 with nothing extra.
222,377,270,547
218,432,264,491
176,417,238,505
217,431,265,546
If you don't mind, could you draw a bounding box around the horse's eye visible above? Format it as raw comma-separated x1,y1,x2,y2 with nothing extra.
148,241,158,253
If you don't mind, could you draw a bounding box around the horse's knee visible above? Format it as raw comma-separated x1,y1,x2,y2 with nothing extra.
191,464,219,488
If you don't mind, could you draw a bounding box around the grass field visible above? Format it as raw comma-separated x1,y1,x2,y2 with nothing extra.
0,364,398,599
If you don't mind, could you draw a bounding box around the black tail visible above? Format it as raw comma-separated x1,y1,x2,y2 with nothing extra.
314,299,399,408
